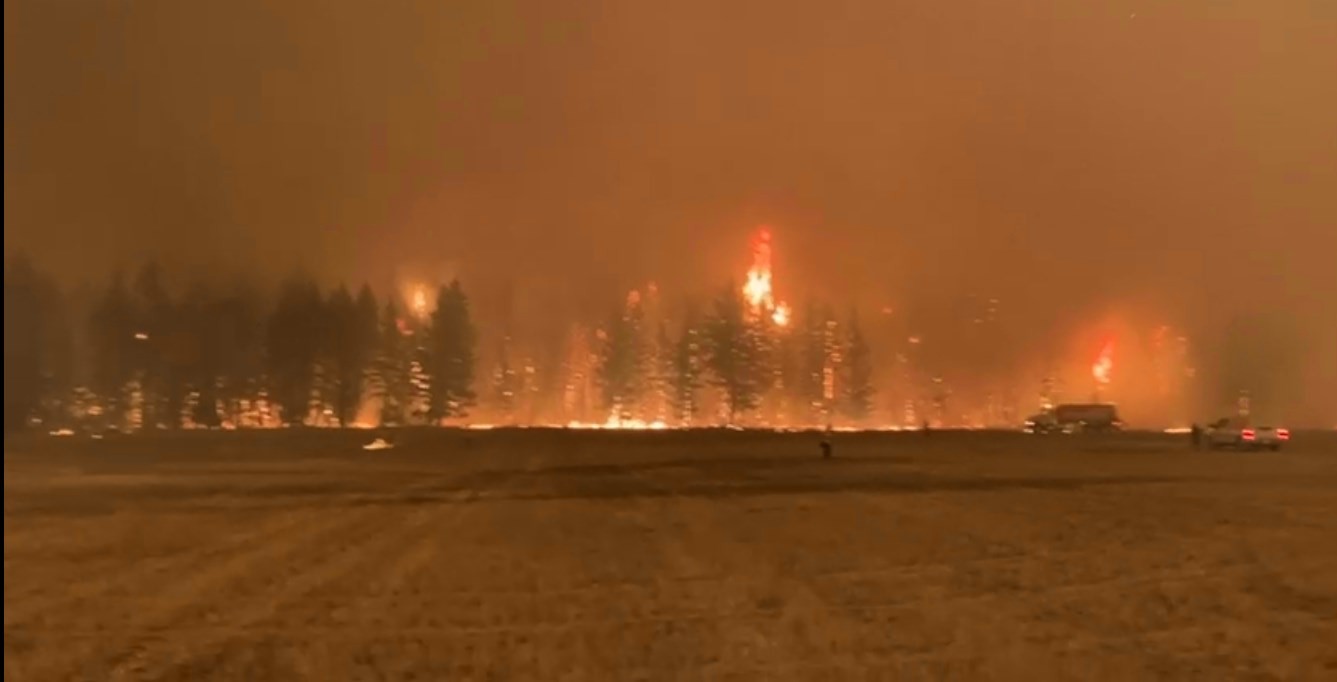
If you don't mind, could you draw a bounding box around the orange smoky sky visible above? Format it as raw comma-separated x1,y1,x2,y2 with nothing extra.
5,1,1336,422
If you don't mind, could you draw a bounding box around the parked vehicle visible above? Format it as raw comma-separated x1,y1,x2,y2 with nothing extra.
1024,403,1124,434
1204,417,1290,451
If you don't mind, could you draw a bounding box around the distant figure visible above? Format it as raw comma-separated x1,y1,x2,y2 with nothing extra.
923,420,932,436
1190,423,1202,450
820,424,833,458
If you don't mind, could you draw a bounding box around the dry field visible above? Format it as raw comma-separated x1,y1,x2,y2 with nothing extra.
5,429,1337,681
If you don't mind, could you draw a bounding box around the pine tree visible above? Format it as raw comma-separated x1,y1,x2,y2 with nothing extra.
622,290,650,419
216,286,264,426
795,302,829,425
132,262,177,428
326,285,362,426
32,269,74,428
561,325,596,423
89,272,137,430
267,275,323,425
702,281,769,424
354,284,380,420
596,304,638,419
669,317,703,425
652,321,673,423
427,279,477,420
4,257,50,431
492,336,521,423
840,309,876,424
180,283,222,428
376,300,413,426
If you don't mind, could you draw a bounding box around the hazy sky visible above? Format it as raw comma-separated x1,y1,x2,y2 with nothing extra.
6,1,1336,419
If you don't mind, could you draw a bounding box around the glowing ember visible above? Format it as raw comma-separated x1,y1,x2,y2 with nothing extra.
133,332,149,341
771,302,791,327
1093,339,1115,385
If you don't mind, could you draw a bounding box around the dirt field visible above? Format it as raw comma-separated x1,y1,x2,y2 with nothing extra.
5,429,1337,681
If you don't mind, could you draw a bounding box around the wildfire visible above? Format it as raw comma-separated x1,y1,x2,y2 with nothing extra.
566,416,668,430
1092,339,1114,386
411,286,429,319
742,227,790,327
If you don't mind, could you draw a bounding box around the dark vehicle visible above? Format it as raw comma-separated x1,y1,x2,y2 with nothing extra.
1024,403,1124,434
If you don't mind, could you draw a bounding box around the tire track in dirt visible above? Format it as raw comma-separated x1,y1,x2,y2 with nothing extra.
136,498,479,681
3,508,319,627
611,465,882,677
104,505,440,681
11,501,397,682
832,487,1330,674
104,470,502,681
100,467,480,674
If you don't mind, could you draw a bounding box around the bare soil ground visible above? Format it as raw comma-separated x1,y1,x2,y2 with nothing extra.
5,429,1337,681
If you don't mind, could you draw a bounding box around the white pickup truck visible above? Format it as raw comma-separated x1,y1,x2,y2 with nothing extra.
1204,417,1290,451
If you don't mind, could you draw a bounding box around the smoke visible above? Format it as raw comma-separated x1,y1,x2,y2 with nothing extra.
6,0,1336,425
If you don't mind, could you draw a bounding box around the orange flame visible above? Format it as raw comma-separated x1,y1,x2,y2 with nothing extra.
742,227,789,326
410,285,429,319
1093,339,1114,385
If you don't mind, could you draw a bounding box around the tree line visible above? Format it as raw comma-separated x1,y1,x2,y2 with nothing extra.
4,258,476,432
4,257,875,433
594,281,874,427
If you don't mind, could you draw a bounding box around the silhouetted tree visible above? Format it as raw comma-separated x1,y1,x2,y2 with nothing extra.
89,272,137,429
130,262,181,428
669,317,704,425
840,309,875,423
794,303,840,425
215,286,265,426
178,284,221,427
32,270,75,428
4,257,48,431
596,305,638,419
350,285,380,423
267,275,323,425
325,285,362,426
427,280,477,420
376,300,412,426
703,281,768,424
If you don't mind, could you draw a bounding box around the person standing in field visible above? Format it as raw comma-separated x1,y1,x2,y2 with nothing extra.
1190,423,1202,450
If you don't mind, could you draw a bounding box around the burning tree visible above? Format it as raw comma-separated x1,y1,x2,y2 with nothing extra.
596,298,640,420
1092,338,1114,402
492,335,521,423
840,309,875,424
794,303,837,425
669,316,704,425
703,281,770,424
561,324,598,423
